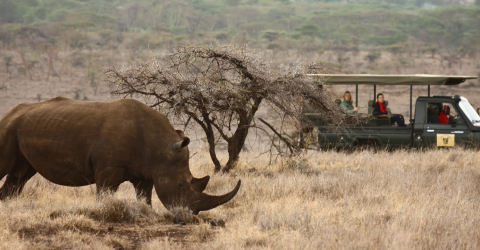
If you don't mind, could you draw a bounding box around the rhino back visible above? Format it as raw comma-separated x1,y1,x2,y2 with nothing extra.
13,97,181,186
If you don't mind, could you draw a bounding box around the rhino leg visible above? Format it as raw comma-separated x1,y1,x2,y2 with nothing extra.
94,166,126,197
130,178,154,205
0,130,18,189
0,166,37,200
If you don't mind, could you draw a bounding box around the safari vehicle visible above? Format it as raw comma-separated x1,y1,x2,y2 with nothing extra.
303,74,479,149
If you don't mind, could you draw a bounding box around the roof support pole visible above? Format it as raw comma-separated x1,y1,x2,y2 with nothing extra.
355,84,358,107
428,85,430,97
410,85,413,122
373,85,376,101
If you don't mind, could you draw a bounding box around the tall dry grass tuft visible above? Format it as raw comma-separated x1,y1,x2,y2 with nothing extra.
161,206,202,224
49,195,158,223
0,175,163,249
28,231,110,250
0,228,25,250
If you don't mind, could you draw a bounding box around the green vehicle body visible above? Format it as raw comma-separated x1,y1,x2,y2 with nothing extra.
304,74,480,149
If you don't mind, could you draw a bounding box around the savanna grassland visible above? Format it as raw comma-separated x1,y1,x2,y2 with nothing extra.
1,0,480,249
1,149,480,249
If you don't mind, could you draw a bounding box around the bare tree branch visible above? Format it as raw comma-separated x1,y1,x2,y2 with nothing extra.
257,118,297,155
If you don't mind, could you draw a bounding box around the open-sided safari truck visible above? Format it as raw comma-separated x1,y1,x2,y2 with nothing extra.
304,74,479,149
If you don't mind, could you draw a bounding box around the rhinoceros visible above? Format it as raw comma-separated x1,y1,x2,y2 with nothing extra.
0,97,240,214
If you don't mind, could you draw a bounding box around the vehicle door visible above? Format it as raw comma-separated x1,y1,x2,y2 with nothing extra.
422,102,470,147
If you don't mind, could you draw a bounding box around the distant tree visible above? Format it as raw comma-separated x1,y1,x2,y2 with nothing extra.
15,26,45,46
421,46,437,58
106,45,342,173
364,50,381,64
226,0,242,6
3,56,13,75
0,28,13,50
60,22,94,51
263,31,281,42
415,0,426,7
42,44,62,82
225,6,262,30
386,44,405,56
159,2,189,29
215,33,228,42
0,0,19,23
297,24,320,38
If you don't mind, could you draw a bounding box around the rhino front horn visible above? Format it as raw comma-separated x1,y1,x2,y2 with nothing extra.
192,180,241,215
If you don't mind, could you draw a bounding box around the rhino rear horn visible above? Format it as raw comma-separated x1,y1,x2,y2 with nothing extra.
191,176,210,192
170,137,190,151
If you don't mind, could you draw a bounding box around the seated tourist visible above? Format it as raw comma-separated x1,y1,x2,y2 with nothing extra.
339,91,358,114
427,104,440,124
437,105,455,124
372,93,406,127
438,106,449,124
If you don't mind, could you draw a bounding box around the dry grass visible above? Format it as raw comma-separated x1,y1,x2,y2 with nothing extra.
1,148,480,249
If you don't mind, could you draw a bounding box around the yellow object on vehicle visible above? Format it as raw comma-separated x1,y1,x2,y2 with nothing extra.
437,134,455,147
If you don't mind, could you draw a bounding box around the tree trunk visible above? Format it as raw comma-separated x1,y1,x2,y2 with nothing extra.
192,115,222,173
222,99,262,173
207,133,222,173
203,128,222,173
17,50,32,80
223,126,249,173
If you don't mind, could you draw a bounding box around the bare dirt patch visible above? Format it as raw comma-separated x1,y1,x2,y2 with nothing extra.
22,223,197,250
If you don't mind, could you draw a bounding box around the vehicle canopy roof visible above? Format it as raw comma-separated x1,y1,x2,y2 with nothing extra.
308,74,478,86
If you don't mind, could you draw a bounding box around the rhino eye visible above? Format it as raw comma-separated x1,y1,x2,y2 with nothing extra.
177,183,184,188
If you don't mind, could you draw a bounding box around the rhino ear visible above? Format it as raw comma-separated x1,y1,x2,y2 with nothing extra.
181,137,190,147
170,137,190,151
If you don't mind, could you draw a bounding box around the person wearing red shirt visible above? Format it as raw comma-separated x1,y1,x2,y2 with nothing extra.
437,105,454,124
372,93,406,127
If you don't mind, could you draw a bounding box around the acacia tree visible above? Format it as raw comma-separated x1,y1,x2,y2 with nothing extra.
106,44,342,173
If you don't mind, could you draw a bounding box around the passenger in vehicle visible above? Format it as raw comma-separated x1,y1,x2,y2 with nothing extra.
437,105,455,124
340,91,358,114
438,105,449,124
427,104,439,123
372,93,406,127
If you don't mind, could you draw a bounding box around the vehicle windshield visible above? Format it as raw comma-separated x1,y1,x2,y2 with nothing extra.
459,97,480,126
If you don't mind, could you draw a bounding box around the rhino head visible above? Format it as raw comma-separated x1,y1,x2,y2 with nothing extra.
153,137,241,215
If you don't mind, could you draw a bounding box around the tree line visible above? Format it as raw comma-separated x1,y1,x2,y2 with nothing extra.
0,0,479,57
